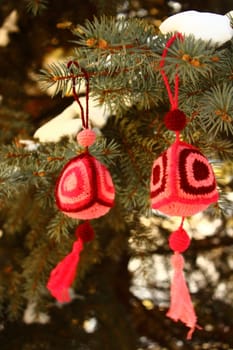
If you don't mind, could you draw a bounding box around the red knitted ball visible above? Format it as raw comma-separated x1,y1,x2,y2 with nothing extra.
75,221,95,242
77,129,96,147
169,227,190,253
164,109,187,131
55,153,115,220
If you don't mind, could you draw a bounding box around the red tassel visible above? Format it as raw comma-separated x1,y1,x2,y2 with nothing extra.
166,252,201,339
47,221,94,302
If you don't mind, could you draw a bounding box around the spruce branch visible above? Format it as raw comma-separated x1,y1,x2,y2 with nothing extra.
39,62,77,97
40,16,229,120
46,211,76,242
6,271,25,321
199,82,233,136
89,0,125,16
72,16,158,49
22,239,57,301
25,0,49,16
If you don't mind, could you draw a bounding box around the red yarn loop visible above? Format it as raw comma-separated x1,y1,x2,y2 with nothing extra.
67,61,90,129
169,227,191,253
164,109,187,131
160,33,184,110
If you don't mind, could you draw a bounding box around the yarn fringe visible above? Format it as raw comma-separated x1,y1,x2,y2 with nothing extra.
47,221,94,302
166,252,201,339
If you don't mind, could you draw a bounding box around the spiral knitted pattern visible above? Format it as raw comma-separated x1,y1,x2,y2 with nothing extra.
150,139,218,216
55,153,115,219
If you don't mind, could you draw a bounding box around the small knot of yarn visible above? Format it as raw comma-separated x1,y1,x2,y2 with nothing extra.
75,221,95,243
77,129,96,147
171,252,184,270
169,227,190,253
164,109,187,131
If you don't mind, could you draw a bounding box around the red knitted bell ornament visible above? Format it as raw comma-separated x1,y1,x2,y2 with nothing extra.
150,34,218,339
47,63,115,302
55,146,115,220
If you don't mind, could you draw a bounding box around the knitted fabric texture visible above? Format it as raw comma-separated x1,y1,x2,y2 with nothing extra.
55,153,115,220
77,129,96,147
150,138,218,216
169,226,190,252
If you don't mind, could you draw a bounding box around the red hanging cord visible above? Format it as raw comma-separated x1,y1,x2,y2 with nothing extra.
159,33,183,110
67,61,90,129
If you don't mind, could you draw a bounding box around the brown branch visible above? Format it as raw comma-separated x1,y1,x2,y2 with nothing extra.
6,152,33,159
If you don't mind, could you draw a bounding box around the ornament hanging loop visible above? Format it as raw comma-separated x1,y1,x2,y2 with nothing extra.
67,60,90,129
160,33,184,110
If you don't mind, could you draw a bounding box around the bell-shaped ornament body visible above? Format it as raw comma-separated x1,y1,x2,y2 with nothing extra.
55,153,115,219
150,139,218,216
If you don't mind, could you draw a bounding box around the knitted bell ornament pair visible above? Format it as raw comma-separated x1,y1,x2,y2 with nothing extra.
150,33,218,339
47,62,115,302
47,38,219,339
